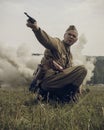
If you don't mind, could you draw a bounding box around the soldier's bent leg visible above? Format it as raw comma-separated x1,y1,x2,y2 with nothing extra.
41,65,87,91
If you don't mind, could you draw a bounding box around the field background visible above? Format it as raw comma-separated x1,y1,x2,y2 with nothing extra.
0,86,104,130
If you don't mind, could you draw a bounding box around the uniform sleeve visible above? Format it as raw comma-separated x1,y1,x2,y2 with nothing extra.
32,28,60,51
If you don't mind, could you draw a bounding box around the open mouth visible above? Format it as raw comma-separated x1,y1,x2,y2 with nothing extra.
69,39,73,43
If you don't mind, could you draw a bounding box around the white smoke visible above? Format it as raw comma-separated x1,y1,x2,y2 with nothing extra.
0,43,41,87
0,35,96,88
72,34,96,84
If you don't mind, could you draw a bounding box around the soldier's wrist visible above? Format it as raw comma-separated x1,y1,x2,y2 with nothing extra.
32,26,39,32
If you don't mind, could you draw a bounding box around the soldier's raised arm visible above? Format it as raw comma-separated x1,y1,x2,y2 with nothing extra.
26,20,60,51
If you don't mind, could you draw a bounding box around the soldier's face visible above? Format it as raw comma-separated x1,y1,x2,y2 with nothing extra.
64,30,78,46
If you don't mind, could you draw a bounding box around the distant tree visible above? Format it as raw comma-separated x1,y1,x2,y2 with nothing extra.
89,56,104,84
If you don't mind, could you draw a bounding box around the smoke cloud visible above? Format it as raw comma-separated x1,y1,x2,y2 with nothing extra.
0,35,96,88
0,43,41,87
72,34,96,85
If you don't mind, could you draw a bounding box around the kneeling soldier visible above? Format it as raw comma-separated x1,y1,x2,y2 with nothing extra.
26,15,87,102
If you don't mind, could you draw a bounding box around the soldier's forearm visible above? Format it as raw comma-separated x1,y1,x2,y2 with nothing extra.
32,28,58,51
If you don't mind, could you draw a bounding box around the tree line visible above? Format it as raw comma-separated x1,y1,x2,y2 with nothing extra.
87,56,104,84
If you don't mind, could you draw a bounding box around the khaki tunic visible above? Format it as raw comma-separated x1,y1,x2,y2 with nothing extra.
33,28,87,90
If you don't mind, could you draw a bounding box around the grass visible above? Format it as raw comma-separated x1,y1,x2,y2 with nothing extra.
0,86,104,130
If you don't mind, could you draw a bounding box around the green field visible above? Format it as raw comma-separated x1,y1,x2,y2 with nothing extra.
0,86,104,130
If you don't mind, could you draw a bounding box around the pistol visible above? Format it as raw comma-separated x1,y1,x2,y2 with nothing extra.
24,12,36,24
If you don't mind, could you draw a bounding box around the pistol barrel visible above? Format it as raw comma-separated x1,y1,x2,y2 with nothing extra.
24,12,36,23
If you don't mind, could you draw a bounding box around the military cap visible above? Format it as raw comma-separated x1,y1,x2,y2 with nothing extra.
66,25,78,35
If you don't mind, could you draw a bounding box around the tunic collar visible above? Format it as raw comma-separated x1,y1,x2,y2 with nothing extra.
62,40,71,53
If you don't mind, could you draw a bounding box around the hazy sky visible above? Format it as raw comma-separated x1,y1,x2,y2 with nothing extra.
0,0,104,56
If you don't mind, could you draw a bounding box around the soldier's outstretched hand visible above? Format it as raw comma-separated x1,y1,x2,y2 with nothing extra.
26,20,39,31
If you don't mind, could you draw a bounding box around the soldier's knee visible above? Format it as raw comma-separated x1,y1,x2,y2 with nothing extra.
78,65,87,75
